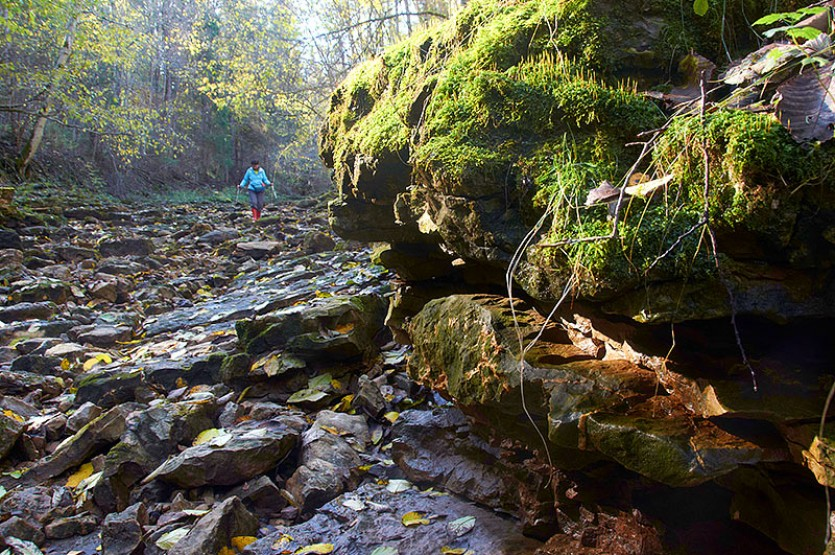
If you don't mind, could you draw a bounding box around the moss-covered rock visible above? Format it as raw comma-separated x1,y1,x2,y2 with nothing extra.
321,0,835,323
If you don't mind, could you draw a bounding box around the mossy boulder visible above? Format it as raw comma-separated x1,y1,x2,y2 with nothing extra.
321,0,835,323
236,294,386,361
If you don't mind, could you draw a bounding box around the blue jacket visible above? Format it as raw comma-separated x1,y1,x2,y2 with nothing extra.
240,167,272,191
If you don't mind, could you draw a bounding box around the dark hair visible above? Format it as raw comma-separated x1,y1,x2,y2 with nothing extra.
250,160,259,166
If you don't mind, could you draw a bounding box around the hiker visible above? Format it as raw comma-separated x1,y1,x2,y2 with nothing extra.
238,160,272,222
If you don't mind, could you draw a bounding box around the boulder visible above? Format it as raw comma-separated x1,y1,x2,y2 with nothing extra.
10,354,62,375
72,324,133,347
95,397,217,511
0,228,22,250
235,241,282,259
20,406,128,486
0,408,26,461
44,342,88,363
44,514,99,539
0,248,24,278
99,237,154,258
75,368,144,408
101,502,147,555
0,486,54,526
98,258,149,276
285,458,351,513
54,245,97,263
301,231,336,253
198,228,239,245
228,476,285,515
169,497,258,555
0,301,58,323
0,515,45,546
10,279,72,304
143,419,298,488
66,402,103,433
236,294,386,361
243,483,543,555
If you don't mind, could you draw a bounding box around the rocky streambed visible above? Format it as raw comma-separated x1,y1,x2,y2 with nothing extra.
0,198,556,555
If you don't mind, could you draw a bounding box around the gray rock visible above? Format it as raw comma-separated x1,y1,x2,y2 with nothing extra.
0,515,45,546
102,502,147,555
285,458,349,513
0,370,64,399
301,231,336,253
0,486,54,525
307,410,370,445
243,483,543,555
98,258,149,276
0,228,22,250
0,409,26,461
54,245,97,263
143,419,298,488
10,279,72,304
0,395,39,418
198,228,240,245
44,513,99,539
75,368,144,409
352,374,386,417
73,325,133,347
0,301,58,323
99,238,154,258
44,342,88,363
10,354,62,375
67,402,103,433
39,264,73,281
235,241,282,259
169,497,258,555
20,406,128,486
14,338,62,355
229,476,285,515
0,249,24,278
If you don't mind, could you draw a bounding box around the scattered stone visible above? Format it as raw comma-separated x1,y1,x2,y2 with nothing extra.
228,476,285,515
0,515,45,546
169,497,258,555
0,408,26,461
10,354,62,375
44,342,88,363
99,237,154,257
72,324,133,347
75,368,144,408
0,301,58,323
44,513,99,539
198,228,239,245
301,231,335,253
235,240,282,259
0,227,22,250
352,374,386,417
285,458,349,513
101,502,148,555
143,419,298,488
67,402,103,433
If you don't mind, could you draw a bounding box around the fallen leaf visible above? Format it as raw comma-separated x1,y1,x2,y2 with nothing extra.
370,548,399,555
383,411,400,424
386,479,411,493
193,428,225,446
308,373,333,391
231,536,258,551
440,548,474,555
287,388,329,404
60,358,71,371
218,547,235,555
82,353,112,372
272,534,294,551
332,322,355,334
294,543,334,554
66,462,94,489
2,409,23,423
155,527,190,550
342,497,367,511
448,516,476,537
401,511,431,527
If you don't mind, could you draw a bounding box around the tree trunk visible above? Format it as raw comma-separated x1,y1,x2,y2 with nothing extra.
16,15,77,177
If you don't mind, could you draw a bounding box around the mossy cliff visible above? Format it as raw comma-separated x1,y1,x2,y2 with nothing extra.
321,0,835,322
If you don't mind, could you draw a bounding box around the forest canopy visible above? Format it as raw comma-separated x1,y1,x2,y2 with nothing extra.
0,0,455,195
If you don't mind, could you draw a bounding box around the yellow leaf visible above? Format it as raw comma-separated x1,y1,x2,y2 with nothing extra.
218,548,235,555
82,353,112,372
332,394,354,413
61,358,71,371
231,536,257,551
3,409,24,423
66,462,94,488
176,377,188,389
272,534,294,551
294,543,334,554
333,322,354,334
193,428,224,446
401,511,430,527
440,548,467,555
383,411,400,424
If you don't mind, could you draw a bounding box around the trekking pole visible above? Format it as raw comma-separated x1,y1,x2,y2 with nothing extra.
271,184,277,201
235,186,240,204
